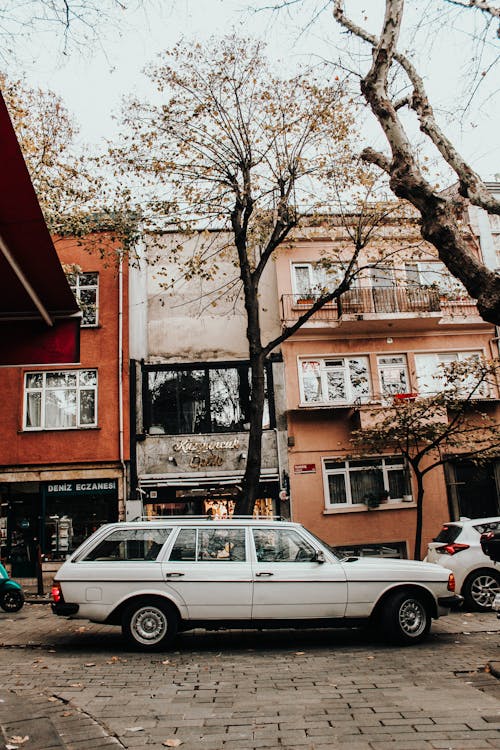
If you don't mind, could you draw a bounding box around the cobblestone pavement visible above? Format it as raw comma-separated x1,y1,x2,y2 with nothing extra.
1,604,500,750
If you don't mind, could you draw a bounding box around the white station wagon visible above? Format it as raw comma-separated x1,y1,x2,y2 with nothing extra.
51,518,461,650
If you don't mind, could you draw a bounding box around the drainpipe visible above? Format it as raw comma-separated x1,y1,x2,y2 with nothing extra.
118,251,127,518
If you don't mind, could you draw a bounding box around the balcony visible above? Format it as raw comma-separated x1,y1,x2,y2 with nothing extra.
281,287,483,333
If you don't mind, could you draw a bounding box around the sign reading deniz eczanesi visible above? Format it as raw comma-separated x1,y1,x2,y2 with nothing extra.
45,480,117,495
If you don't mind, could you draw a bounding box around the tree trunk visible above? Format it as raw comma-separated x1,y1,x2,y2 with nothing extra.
233,352,266,517
413,470,425,561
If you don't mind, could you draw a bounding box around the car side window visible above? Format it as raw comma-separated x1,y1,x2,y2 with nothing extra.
198,528,246,561
253,528,317,562
169,529,197,561
82,528,172,562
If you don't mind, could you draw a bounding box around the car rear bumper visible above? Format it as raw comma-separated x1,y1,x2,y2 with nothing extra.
51,602,79,617
437,594,463,609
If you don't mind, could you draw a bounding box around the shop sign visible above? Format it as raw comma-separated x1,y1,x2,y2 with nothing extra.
172,438,242,470
45,479,117,495
294,463,316,474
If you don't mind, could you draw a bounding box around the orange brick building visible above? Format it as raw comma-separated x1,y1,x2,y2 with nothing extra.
275,216,500,559
0,235,129,575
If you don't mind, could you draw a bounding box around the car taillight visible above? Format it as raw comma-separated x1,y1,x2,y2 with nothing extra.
447,572,456,592
436,543,470,555
51,582,63,604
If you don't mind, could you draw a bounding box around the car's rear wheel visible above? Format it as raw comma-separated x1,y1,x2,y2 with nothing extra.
380,591,431,645
122,599,178,650
462,569,500,611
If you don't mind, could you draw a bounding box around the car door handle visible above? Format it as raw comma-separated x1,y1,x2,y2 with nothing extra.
255,571,273,577
165,572,185,578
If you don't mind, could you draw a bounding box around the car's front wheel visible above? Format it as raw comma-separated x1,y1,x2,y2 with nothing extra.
462,569,500,611
122,599,178,650
380,591,431,645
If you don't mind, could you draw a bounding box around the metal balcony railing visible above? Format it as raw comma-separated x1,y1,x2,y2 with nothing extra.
281,286,478,322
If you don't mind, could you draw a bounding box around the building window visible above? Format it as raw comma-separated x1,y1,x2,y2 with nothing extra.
24,370,97,430
67,271,98,326
405,261,466,295
299,357,370,406
145,362,274,435
323,456,411,508
377,355,410,399
292,262,348,300
415,351,486,397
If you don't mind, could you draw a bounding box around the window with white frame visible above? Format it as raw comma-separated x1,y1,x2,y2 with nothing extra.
377,355,410,399
67,272,98,326
299,357,370,405
292,262,348,299
415,351,487,397
323,456,411,508
24,370,97,430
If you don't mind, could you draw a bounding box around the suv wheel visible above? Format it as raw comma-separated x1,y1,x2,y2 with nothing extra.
462,569,500,611
380,591,431,645
122,600,178,650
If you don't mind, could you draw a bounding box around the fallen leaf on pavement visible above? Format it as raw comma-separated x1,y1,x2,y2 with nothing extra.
294,651,305,655
162,660,170,664
163,739,182,747
9,737,29,745
125,727,144,732
84,663,96,667
47,697,58,702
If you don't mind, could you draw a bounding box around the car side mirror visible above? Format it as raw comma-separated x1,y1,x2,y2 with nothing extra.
314,549,326,564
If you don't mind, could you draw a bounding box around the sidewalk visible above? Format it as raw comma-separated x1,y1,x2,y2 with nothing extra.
0,687,122,750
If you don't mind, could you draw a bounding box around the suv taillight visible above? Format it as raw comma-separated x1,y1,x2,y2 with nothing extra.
447,573,456,592
436,543,470,556
51,582,63,604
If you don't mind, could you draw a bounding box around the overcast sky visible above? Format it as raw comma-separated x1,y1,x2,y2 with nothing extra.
6,0,500,181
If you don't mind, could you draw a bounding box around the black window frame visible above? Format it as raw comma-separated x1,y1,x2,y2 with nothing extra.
142,360,276,435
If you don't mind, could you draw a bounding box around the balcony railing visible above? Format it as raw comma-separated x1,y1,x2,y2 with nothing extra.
281,287,478,322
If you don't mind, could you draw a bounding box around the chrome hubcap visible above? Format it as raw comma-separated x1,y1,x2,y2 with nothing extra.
399,599,426,637
131,606,167,644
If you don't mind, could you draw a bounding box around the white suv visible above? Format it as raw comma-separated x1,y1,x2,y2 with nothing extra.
52,518,460,650
426,517,500,611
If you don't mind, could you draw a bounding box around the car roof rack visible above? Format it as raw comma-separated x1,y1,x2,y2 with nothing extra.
128,515,285,522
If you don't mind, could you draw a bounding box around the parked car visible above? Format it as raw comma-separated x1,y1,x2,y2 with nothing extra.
0,562,24,612
425,517,500,611
51,517,460,650
480,529,500,563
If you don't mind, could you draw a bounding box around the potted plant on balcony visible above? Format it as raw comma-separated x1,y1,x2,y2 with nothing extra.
296,288,317,305
363,492,380,510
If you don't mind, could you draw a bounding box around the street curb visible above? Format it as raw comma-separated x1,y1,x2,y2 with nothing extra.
0,688,124,750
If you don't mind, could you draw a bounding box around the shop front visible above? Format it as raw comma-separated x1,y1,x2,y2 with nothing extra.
135,431,286,519
0,475,121,573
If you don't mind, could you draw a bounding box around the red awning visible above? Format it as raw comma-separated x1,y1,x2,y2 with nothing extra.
0,91,80,365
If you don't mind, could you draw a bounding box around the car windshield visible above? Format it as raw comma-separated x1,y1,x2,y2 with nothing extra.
433,525,462,543
302,529,340,561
